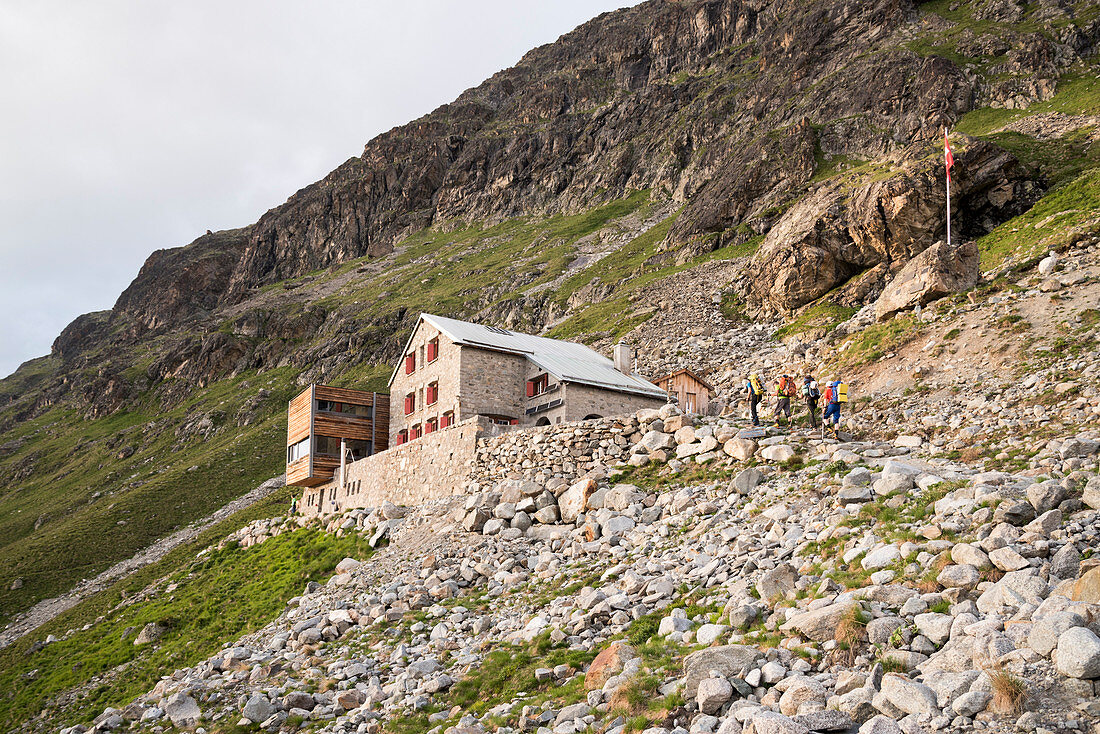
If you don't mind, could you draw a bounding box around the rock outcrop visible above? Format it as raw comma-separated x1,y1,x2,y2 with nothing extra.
873,240,980,320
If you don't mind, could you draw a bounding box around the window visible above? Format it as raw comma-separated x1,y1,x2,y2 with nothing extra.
427,337,439,362
441,411,454,429
313,436,372,459
410,424,422,440
483,414,518,426
287,437,310,463
426,381,439,406
316,400,370,416
526,373,549,398
686,392,697,413
395,429,408,446
404,392,415,415
405,353,416,374
425,417,438,434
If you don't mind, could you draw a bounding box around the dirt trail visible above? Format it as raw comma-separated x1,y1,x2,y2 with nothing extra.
0,475,286,650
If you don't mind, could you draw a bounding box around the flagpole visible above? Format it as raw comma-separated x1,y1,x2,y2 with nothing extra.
945,127,952,247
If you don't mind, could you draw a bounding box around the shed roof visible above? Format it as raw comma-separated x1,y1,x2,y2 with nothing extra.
390,313,666,399
652,368,715,393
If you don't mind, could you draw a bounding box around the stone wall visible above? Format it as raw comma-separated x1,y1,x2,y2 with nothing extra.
459,345,527,421
471,416,637,488
300,416,515,514
300,402,674,516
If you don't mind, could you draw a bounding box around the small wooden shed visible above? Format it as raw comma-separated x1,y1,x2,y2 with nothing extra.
286,384,389,488
651,369,714,414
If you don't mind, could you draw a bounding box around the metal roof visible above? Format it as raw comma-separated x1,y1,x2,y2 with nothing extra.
389,313,666,399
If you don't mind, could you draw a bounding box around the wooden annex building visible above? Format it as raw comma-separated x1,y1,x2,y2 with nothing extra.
651,368,714,414
286,384,389,488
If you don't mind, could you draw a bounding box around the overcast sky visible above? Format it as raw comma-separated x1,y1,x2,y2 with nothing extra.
0,0,638,379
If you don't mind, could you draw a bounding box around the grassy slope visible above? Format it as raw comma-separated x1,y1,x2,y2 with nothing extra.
0,368,299,622
0,522,373,730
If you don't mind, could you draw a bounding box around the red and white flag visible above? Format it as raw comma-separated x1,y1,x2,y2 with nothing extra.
944,129,954,182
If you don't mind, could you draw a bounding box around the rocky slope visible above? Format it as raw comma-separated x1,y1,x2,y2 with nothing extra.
2,0,1100,659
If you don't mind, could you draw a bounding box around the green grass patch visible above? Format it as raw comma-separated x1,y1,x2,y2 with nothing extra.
0,527,374,730
0,367,301,622
837,315,919,368
976,168,1100,271
774,301,857,340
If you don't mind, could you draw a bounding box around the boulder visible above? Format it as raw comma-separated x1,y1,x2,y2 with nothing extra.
874,240,979,320
163,693,201,727
133,622,166,646
756,564,797,601
1027,611,1084,656
637,431,675,454
988,546,1029,572
1055,626,1100,679
1083,477,1100,511
744,710,809,734
698,677,735,714
951,543,992,571
937,564,980,590
241,695,275,723
731,468,764,495
780,601,860,642
1026,479,1066,514
858,716,903,734
879,673,938,716
559,478,597,524
683,645,763,697
605,484,644,511
335,688,367,711
778,677,827,716
1071,567,1100,604
724,438,757,461
862,546,901,570
761,445,796,463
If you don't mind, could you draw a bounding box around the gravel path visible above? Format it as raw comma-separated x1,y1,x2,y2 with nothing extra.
0,474,286,650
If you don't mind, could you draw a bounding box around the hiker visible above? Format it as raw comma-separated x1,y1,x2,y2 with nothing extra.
745,372,764,426
802,374,820,429
289,497,298,516
822,376,847,439
774,373,795,427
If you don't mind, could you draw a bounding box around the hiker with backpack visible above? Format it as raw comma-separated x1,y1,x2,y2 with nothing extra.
822,376,848,439
774,374,795,427
745,372,764,426
802,374,820,429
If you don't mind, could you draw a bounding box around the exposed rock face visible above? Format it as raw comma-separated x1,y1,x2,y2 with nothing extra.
87,0,1082,335
114,227,252,332
742,140,1038,315
874,240,980,320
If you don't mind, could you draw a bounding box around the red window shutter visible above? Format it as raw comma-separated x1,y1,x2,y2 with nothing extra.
510,418,519,425
427,340,437,362
427,384,437,404
526,380,535,398
405,354,415,374
404,395,414,415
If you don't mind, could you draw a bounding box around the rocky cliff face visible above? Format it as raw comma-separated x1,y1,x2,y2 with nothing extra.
103,0,1098,335
8,0,1093,418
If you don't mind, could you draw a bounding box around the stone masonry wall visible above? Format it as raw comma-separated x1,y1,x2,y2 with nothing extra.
389,323,463,444
300,397,672,516
470,415,639,488
459,345,527,421
300,416,511,515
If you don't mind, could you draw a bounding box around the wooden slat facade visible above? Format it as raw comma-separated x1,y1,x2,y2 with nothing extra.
285,384,390,487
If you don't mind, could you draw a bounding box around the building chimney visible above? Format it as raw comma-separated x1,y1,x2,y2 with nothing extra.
613,343,632,376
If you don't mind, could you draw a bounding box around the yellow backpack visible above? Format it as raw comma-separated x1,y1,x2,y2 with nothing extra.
827,381,849,403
